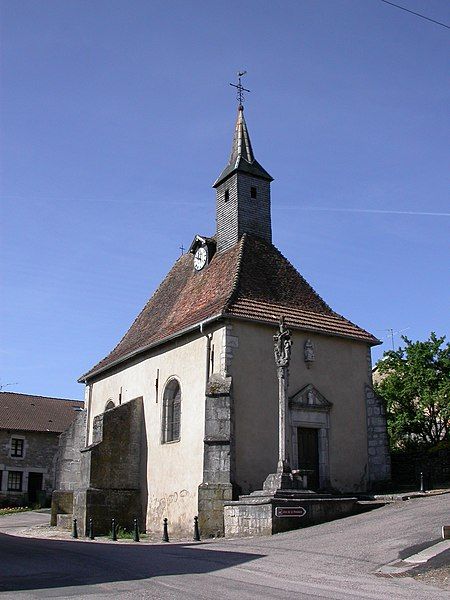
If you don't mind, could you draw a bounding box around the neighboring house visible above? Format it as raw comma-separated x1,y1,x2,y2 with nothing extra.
54,104,391,537
0,392,84,505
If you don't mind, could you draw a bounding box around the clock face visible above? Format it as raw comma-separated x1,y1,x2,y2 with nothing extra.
193,246,208,271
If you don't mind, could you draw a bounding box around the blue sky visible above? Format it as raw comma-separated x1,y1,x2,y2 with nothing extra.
1,0,449,399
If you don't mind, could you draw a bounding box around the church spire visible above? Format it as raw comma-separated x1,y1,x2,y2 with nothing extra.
214,78,273,253
213,105,273,188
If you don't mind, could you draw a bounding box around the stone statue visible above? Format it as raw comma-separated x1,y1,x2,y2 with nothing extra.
304,339,315,366
273,316,292,368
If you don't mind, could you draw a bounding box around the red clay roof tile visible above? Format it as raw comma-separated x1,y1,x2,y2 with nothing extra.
81,235,379,380
0,392,84,433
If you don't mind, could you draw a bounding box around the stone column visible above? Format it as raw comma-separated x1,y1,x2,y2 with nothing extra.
274,316,292,473
263,316,294,492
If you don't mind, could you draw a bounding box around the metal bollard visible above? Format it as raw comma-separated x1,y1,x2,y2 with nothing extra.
420,471,426,493
162,518,169,542
88,517,95,540
72,518,78,539
193,516,200,541
111,518,117,541
133,518,140,542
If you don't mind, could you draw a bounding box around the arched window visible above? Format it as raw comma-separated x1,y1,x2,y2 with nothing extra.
105,400,115,412
162,379,181,443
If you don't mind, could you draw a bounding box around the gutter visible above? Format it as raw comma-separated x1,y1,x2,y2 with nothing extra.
78,313,224,383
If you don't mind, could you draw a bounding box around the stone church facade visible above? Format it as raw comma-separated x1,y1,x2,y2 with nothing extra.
54,104,390,537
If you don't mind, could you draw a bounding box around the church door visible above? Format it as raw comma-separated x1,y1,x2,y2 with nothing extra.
297,427,320,490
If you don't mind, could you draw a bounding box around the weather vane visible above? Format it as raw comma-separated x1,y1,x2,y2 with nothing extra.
229,71,250,108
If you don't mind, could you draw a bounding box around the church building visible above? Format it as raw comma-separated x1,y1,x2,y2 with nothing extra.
53,100,390,538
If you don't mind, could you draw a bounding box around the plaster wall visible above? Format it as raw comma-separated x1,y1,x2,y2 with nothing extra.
86,325,225,535
228,321,372,494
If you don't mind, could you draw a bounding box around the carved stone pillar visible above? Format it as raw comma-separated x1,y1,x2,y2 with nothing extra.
263,316,295,492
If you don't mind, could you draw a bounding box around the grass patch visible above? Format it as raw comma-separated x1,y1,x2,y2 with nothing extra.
109,526,148,540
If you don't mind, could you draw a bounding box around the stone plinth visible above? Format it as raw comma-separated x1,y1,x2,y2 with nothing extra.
51,490,74,526
56,513,73,529
224,493,358,538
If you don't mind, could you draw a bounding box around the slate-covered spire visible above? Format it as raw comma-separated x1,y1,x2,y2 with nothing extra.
213,106,273,188
214,105,273,252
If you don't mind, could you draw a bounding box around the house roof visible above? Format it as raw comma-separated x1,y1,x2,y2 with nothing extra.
0,392,84,433
81,234,380,381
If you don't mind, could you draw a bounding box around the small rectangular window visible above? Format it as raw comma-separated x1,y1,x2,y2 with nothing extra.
11,438,24,457
8,471,22,491
224,189,229,202
251,186,257,199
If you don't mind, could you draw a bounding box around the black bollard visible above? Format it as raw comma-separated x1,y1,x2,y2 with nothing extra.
162,518,169,542
420,471,426,493
88,517,95,540
193,516,200,541
111,518,117,541
133,518,140,542
72,518,78,539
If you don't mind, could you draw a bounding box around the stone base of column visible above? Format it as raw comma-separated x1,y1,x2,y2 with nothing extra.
223,495,359,538
262,470,297,493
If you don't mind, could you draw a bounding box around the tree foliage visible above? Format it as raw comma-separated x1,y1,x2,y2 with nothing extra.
374,333,450,451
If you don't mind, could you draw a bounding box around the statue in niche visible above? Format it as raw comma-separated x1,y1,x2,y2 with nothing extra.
304,339,315,367
273,316,292,368
307,389,315,405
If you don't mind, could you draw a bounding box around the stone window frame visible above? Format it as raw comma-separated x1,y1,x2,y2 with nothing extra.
161,378,182,444
7,470,23,492
9,435,25,459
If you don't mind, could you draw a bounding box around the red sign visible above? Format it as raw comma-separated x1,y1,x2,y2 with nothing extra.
275,506,307,518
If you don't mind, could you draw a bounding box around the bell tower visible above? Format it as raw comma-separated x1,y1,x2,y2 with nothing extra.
213,87,273,253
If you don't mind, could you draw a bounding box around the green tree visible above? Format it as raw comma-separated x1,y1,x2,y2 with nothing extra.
374,333,450,451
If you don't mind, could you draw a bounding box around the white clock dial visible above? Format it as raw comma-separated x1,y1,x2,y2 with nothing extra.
193,246,208,271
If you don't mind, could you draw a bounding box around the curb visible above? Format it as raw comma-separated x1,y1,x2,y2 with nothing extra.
377,539,450,576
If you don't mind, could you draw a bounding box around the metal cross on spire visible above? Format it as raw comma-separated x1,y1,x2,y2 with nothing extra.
229,71,250,109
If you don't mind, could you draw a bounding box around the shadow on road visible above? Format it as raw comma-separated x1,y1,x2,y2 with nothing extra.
0,533,264,592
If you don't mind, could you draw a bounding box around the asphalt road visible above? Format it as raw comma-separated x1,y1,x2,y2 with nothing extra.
0,495,448,599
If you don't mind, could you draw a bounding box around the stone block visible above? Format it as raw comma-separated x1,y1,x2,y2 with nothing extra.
57,513,73,529
51,490,74,526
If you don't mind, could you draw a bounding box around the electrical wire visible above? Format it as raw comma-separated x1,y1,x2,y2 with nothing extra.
379,0,450,29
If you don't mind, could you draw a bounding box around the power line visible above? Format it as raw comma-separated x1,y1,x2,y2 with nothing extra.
379,0,450,30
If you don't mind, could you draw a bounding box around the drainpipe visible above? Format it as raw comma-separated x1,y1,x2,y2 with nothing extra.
85,384,93,446
200,321,213,387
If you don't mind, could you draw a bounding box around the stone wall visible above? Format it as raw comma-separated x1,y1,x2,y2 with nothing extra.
71,397,145,535
224,497,359,538
54,410,86,491
0,429,60,505
365,384,391,487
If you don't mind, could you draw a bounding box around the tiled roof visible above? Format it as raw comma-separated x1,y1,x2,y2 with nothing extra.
0,392,84,433
81,235,379,381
